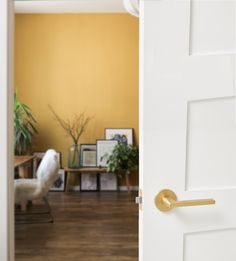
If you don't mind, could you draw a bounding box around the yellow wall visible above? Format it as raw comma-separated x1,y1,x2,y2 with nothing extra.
15,14,139,186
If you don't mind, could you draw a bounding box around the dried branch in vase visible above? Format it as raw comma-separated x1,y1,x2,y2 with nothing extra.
49,105,93,145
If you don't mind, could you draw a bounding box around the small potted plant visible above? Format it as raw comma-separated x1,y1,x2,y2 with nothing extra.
106,142,139,191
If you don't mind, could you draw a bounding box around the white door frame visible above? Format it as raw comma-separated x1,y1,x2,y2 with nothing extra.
0,0,14,261
1,1,139,261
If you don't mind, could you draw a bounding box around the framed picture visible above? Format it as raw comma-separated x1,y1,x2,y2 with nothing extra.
80,144,97,167
50,169,66,192
105,128,133,145
100,173,118,191
80,173,98,191
96,140,118,167
33,151,62,177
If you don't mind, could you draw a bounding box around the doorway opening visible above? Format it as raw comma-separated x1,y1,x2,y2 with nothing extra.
14,12,139,261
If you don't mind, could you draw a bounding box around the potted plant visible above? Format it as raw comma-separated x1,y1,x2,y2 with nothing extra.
14,93,38,155
106,142,139,191
49,106,93,168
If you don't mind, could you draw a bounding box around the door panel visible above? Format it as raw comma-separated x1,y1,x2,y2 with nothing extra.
140,0,236,260
190,0,235,55
186,97,236,190
184,228,236,261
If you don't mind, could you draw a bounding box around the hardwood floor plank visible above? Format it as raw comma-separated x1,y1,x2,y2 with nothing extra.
15,192,138,261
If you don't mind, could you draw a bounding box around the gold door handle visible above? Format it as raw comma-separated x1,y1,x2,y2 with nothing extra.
155,189,215,212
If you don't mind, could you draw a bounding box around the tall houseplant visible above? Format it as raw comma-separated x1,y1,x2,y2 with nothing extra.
106,142,139,191
14,93,38,155
49,106,93,168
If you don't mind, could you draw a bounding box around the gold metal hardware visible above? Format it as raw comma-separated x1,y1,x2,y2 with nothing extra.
155,189,215,212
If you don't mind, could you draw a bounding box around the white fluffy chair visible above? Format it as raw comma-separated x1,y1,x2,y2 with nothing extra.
15,149,60,212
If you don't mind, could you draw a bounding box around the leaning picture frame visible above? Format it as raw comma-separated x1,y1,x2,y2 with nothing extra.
105,128,134,145
50,169,66,192
80,173,98,191
80,144,97,167
100,173,118,191
96,139,118,167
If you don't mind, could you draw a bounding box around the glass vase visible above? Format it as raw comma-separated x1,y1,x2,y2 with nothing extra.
68,144,80,168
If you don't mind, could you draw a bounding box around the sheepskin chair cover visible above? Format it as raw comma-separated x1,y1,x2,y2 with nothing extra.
15,149,60,205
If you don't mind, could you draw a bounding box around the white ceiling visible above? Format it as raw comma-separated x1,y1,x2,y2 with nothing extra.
15,0,128,14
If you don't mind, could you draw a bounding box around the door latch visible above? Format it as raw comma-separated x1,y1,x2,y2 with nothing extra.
135,196,142,204
135,189,143,210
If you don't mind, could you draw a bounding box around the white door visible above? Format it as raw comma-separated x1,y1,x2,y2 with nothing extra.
140,0,236,260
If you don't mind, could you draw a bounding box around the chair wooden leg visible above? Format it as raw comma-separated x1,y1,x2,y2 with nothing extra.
43,196,54,223
15,197,54,224
66,171,71,192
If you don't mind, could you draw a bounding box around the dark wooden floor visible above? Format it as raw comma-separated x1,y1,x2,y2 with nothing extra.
15,192,138,261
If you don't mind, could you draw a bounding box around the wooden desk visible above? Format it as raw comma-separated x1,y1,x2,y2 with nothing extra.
15,155,35,178
65,167,107,192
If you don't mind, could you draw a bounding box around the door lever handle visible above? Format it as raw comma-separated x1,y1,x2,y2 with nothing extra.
155,189,215,212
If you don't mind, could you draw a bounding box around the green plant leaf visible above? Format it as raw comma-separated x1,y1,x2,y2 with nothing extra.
106,143,139,175
14,92,38,155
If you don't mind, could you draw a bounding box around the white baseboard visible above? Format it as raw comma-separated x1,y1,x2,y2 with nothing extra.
118,186,139,191
68,185,81,191
67,185,139,192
